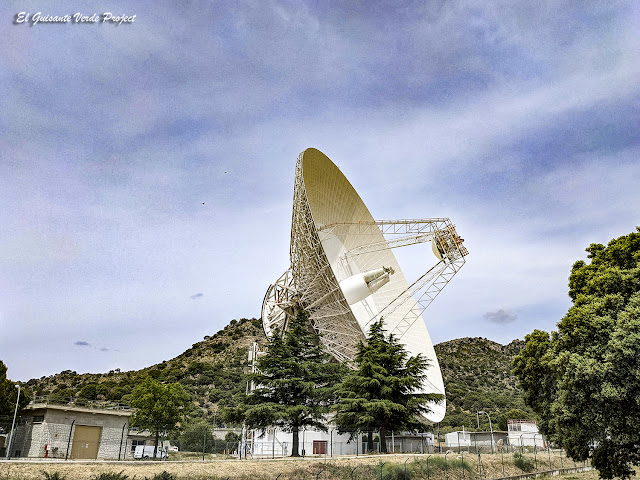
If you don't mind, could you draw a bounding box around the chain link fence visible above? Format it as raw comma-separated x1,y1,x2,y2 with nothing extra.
1,415,576,472
244,429,437,459
1,417,439,461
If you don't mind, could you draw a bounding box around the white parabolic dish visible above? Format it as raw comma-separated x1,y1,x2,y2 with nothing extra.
261,148,468,423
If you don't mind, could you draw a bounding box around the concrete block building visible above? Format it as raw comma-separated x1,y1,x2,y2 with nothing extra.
8,396,132,460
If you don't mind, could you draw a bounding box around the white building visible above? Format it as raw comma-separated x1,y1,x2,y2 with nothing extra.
445,430,508,451
248,428,434,457
249,428,358,457
507,419,545,448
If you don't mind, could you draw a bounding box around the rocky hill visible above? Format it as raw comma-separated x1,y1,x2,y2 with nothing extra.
435,337,532,431
23,317,265,422
21,318,531,429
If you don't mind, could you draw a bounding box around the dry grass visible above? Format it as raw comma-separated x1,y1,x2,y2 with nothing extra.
0,451,593,480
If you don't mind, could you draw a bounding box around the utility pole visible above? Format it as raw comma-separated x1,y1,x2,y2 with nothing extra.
478,411,495,454
5,384,20,460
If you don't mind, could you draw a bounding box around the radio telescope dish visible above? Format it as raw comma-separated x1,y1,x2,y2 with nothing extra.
261,148,468,422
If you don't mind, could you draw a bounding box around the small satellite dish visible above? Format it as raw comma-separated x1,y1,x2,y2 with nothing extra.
261,148,468,422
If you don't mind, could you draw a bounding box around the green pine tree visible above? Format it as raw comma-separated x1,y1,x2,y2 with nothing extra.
224,309,345,457
334,319,443,453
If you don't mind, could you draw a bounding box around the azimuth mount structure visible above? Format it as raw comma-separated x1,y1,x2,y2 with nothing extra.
261,148,468,422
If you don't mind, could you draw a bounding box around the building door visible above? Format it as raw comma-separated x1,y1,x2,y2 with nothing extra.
70,425,102,459
313,440,327,455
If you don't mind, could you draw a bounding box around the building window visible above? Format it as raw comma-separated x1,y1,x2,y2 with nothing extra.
32,415,45,424
131,439,146,452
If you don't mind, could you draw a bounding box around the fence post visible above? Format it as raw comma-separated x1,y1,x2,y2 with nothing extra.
427,454,431,480
350,466,359,480
203,425,207,461
462,451,465,479
118,422,127,461
558,448,564,468
379,462,386,480
330,428,333,458
445,450,450,480
65,420,76,460
478,452,485,479
404,457,410,480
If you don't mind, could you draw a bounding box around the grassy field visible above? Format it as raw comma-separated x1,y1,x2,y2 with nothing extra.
0,451,593,480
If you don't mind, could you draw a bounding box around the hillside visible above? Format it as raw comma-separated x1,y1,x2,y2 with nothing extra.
23,317,266,421
435,337,532,431
21,319,531,429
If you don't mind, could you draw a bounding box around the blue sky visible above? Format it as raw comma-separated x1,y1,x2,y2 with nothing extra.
1,1,638,381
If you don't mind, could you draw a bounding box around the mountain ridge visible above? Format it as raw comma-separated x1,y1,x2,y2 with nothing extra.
20,318,531,430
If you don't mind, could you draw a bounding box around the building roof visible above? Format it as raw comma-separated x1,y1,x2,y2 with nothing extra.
25,395,133,417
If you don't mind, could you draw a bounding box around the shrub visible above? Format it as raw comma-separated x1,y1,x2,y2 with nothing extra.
92,471,129,480
412,456,445,477
41,472,67,480
514,452,535,472
382,463,410,480
145,472,176,480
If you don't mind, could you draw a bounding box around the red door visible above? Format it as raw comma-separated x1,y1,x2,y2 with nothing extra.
313,440,327,455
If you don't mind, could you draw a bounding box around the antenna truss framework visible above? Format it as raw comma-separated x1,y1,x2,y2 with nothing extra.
262,154,468,364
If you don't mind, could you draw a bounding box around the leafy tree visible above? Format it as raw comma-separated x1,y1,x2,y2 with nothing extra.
513,228,640,479
0,361,30,415
333,319,443,453
511,330,556,435
224,431,240,444
78,383,98,400
130,377,190,458
222,309,345,457
108,386,130,401
51,388,76,398
497,408,533,431
176,421,215,453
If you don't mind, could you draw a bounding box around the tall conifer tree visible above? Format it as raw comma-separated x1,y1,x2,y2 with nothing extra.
226,309,344,457
334,319,442,453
